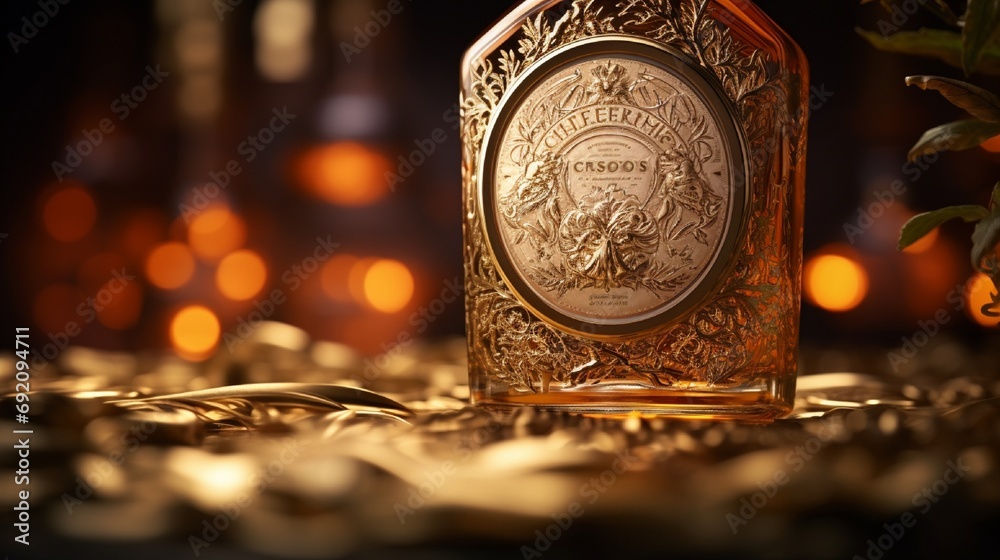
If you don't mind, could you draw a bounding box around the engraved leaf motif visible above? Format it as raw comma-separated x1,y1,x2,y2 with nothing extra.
501,154,565,250
619,0,770,105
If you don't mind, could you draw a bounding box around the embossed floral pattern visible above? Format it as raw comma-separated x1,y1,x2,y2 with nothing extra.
588,61,632,104
558,191,660,291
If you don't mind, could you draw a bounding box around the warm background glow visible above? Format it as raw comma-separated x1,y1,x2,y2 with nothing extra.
188,207,247,262
146,243,197,290
33,284,86,335
43,185,97,242
216,250,268,301
116,209,168,260
96,282,144,330
362,259,415,314
78,253,127,292
321,254,359,303
6,0,997,372
295,142,392,206
170,306,221,360
804,247,870,312
347,258,378,306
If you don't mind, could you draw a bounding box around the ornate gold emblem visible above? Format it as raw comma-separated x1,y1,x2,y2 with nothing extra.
484,50,745,330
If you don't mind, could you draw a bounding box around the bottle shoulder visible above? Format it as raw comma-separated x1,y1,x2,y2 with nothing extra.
461,0,807,93
713,0,808,77
461,0,563,92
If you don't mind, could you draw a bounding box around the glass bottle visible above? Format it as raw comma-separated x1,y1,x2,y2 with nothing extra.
461,0,808,420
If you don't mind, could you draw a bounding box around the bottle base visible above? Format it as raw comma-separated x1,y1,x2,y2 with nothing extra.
473,387,792,422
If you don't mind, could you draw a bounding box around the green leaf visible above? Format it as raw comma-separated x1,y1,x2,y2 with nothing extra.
927,0,960,25
972,210,1000,268
908,119,1000,161
858,28,1000,75
905,75,1000,122
963,0,1000,75
898,205,990,251
992,182,1000,209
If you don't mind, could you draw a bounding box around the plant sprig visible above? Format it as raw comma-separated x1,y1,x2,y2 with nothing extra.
860,0,1000,320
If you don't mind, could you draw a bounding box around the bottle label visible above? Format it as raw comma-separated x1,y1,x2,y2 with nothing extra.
480,37,749,337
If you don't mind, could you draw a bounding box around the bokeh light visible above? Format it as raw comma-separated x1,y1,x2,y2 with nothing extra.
254,0,314,82
295,142,393,206
320,254,359,303
347,258,378,306
167,450,259,509
362,259,414,314
188,206,247,262
216,250,268,301
965,273,1000,328
170,306,221,360
146,243,197,290
804,248,870,312
43,185,97,242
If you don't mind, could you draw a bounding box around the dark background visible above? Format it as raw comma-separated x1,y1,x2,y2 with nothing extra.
2,0,998,361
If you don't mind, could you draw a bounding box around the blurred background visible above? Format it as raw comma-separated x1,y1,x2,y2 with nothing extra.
2,0,998,369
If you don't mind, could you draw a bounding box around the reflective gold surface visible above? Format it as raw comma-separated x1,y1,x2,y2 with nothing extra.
3,327,999,558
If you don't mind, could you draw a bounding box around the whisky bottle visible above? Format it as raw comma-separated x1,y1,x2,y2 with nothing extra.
461,0,807,420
